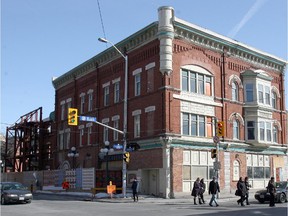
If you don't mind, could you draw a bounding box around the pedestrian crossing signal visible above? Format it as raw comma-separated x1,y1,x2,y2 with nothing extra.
68,108,78,126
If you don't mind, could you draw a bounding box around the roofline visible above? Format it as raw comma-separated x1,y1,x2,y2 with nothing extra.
174,17,287,65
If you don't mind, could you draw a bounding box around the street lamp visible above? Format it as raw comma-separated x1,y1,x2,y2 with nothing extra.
67,147,79,169
98,37,128,197
99,141,114,186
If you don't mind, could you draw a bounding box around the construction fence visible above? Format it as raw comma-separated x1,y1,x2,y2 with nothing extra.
1,168,122,192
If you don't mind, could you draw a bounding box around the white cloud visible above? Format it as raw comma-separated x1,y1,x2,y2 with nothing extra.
228,0,268,38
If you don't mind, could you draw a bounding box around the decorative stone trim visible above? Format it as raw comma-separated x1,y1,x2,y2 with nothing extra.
132,109,142,116
112,115,120,121
145,106,156,113
145,62,156,70
102,118,109,123
132,68,142,76
112,77,121,84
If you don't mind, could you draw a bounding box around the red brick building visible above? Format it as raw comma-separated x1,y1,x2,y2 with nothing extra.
52,6,287,198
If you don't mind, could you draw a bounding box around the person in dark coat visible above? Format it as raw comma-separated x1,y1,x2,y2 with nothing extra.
236,177,247,206
244,176,251,205
131,177,138,202
208,176,220,207
267,177,276,207
191,177,201,205
199,178,206,204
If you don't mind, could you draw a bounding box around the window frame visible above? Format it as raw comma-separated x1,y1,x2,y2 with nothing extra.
182,113,213,138
134,114,141,138
114,82,120,103
80,95,85,114
113,120,119,141
233,119,240,139
104,86,110,106
232,82,239,101
88,93,93,112
181,69,212,96
135,74,141,96
271,91,277,109
245,83,254,102
247,121,255,140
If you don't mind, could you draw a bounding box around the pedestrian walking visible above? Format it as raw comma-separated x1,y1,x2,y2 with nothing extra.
131,177,138,202
236,177,247,206
191,177,201,205
199,178,206,204
267,177,276,207
244,176,251,205
208,176,220,207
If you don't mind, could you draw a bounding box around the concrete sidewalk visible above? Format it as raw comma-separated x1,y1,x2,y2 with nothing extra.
35,188,258,204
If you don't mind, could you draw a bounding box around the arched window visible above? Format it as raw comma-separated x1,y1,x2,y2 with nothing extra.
273,126,278,143
233,160,240,181
271,91,277,109
232,82,238,101
233,119,240,139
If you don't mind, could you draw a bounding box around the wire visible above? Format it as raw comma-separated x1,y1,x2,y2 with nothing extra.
97,0,107,40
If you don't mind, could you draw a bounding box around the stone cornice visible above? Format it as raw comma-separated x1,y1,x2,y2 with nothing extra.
52,16,287,90
173,18,287,73
52,22,158,90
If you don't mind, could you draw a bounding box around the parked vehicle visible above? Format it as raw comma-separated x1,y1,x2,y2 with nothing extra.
254,181,287,203
1,182,33,205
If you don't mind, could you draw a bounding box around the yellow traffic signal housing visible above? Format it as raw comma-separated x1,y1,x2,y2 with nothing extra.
68,108,78,126
216,121,225,137
211,149,217,159
123,152,130,163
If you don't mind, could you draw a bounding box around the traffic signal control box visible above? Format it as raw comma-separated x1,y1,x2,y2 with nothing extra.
216,121,225,137
68,108,78,126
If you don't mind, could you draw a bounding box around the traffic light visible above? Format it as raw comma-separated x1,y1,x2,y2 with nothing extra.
216,121,225,137
68,108,78,126
123,152,130,163
211,149,217,159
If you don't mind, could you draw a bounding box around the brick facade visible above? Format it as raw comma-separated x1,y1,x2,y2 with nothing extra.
52,6,287,198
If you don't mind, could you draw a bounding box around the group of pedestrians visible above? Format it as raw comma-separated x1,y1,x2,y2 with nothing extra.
191,176,220,207
192,176,276,207
235,176,276,207
235,176,251,206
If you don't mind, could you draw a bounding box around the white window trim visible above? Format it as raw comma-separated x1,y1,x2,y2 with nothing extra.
145,62,155,70
132,68,142,76
102,81,110,88
78,125,85,130
132,109,142,116
87,89,94,94
112,77,121,84
112,115,120,121
102,118,110,124
145,106,156,113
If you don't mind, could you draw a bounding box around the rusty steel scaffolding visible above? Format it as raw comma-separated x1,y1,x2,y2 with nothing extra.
4,107,46,172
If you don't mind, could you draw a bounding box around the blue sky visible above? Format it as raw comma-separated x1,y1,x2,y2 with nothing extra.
1,0,287,134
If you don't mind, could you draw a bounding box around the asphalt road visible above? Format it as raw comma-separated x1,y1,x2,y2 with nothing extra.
1,193,287,216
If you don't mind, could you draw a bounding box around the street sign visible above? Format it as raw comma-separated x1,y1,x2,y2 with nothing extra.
213,136,219,143
113,144,123,150
79,116,97,122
